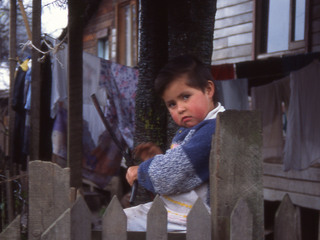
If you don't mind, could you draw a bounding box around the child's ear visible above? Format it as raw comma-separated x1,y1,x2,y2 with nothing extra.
206,81,215,97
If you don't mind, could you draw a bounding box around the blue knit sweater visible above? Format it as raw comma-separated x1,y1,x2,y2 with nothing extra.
138,118,216,195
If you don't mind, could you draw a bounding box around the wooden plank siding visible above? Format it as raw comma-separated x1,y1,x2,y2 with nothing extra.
83,0,115,58
263,163,320,210
213,0,320,64
212,0,253,64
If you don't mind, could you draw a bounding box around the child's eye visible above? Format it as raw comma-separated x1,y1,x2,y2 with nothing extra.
183,94,190,100
167,102,176,108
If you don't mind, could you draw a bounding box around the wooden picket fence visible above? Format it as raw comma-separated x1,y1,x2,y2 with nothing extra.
1,110,274,240
0,189,305,240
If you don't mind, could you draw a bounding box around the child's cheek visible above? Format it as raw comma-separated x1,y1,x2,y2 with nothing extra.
191,107,206,120
170,112,180,125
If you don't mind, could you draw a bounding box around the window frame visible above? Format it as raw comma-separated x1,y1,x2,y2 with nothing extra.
96,27,111,60
97,32,111,60
253,0,310,59
116,0,138,66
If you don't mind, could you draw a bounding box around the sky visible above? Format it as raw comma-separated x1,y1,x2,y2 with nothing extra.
0,0,68,90
41,0,68,38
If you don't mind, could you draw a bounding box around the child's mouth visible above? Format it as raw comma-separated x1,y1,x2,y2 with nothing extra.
182,116,192,123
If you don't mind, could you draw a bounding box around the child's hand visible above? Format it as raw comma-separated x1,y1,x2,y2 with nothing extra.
126,166,139,186
133,142,163,162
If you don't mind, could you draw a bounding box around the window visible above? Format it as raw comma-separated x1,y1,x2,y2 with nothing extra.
98,37,110,60
292,0,306,41
267,0,290,52
256,0,306,55
117,1,138,66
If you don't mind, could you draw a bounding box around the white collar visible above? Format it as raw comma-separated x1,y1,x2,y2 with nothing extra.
204,102,225,120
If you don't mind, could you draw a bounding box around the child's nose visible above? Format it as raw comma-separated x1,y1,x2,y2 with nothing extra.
177,103,186,113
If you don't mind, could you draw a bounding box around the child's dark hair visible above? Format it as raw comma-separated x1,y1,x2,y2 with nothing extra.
154,54,218,103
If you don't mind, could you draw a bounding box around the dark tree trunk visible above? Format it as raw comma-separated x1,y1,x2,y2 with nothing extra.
135,0,169,151
135,0,217,149
134,0,217,203
168,0,216,64
133,0,169,204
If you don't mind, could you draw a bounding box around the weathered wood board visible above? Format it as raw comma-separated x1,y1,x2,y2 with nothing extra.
210,110,264,240
28,161,71,240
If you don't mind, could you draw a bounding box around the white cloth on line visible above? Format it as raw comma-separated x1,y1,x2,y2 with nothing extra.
283,60,320,170
251,79,286,160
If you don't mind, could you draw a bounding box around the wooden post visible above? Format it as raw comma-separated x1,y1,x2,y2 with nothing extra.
210,110,264,240
0,180,3,230
9,0,17,169
318,210,320,240
30,0,41,160
68,0,84,189
5,170,13,223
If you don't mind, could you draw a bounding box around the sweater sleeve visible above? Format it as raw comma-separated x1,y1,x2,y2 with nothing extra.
138,119,216,195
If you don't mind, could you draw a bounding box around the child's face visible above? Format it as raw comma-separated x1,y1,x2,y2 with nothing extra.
162,75,215,128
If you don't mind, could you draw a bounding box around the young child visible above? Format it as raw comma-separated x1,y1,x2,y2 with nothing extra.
125,54,225,231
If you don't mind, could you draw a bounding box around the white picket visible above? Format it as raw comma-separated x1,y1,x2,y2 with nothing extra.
103,196,127,240
274,194,301,240
230,198,253,240
146,195,168,240
186,198,211,240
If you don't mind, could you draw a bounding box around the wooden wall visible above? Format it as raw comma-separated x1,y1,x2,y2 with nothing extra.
212,0,253,64
82,0,115,57
263,163,320,211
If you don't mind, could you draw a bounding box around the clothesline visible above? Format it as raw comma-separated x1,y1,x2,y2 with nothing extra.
19,34,67,67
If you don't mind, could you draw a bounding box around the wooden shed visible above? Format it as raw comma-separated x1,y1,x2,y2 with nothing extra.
212,0,320,238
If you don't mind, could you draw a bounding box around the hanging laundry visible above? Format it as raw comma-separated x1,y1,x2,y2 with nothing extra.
11,57,30,170
99,59,138,149
51,103,67,165
215,78,249,110
82,51,104,146
50,42,68,118
23,67,31,157
51,47,138,188
251,77,289,161
274,76,291,137
283,60,320,170
82,58,138,188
